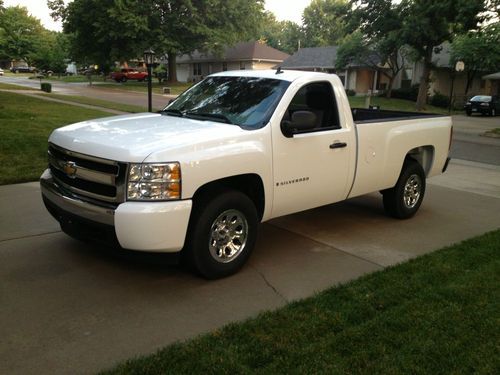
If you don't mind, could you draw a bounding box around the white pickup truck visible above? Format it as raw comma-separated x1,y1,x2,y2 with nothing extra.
41,70,452,278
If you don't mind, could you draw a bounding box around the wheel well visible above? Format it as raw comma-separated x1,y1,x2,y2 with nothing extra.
191,174,265,220
405,146,434,176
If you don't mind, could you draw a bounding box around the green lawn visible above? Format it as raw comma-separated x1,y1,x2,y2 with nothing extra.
348,96,461,115
0,91,110,185
102,229,500,374
0,82,35,90
44,74,97,83
38,93,148,113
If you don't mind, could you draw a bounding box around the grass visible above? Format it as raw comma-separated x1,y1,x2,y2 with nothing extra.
0,91,111,185
348,96,461,115
102,229,500,374
38,93,148,113
0,82,35,90
44,74,96,83
95,81,192,96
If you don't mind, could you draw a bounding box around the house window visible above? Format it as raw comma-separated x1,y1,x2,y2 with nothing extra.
240,61,245,70
222,62,228,71
193,63,202,76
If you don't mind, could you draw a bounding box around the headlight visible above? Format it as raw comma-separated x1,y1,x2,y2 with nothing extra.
127,162,181,200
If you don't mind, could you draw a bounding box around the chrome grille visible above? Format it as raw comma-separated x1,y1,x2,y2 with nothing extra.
48,143,127,207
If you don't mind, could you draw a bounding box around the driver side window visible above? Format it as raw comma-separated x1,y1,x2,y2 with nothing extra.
283,81,340,132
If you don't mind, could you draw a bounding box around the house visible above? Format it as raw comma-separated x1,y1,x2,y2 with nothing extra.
280,46,391,95
176,41,290,82
482,72,500,96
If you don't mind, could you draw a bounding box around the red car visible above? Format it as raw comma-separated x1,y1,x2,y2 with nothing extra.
111,68,148,82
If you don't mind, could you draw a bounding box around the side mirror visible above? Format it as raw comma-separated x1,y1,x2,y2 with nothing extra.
281,111,317,138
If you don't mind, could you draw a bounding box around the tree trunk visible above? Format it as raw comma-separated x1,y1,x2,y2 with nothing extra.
167,52,178,83
464,71,475,96
386,75,395,99
416,46,433,111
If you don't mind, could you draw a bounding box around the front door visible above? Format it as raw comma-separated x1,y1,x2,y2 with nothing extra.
271,80,356,218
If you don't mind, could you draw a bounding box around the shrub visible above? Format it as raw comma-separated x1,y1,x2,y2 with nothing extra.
391,84,420,101
430,92,450,108
345,89,356,96
41,83,52,93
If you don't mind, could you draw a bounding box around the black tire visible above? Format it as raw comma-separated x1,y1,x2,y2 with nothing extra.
120,76,127,83
382,159,426,219
184,190,258,279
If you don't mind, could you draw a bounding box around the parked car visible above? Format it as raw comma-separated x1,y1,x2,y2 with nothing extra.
0,68,4,76
464,95,499,116
111,68,148,82
10,66,36,73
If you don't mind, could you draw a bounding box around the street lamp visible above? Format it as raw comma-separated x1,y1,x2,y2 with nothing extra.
449,60,465,114
144,48,155,112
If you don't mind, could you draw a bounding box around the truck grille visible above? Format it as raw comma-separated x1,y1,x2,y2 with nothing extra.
48,143,127,207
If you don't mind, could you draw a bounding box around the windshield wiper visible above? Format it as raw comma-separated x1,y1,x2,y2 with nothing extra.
160,108,184,117
185,111,233,124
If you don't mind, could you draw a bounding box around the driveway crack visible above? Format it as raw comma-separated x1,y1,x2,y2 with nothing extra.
250,265,288,303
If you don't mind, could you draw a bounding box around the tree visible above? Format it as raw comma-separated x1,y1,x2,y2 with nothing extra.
148,0,265,81
302,0,351,47
0,6,46,66
399,0,489,110
259,12,303,54
337,0,408,98
30,31,69,73
50,0,149,75
451,23,500,96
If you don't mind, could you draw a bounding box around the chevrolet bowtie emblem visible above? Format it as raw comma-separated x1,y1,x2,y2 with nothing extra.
63,161,78,178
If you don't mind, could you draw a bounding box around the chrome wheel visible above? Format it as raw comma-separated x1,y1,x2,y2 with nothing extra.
403,174,422,209
209,209,248,263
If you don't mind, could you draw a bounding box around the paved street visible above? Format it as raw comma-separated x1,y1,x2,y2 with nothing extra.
1,75,500,374
0,75,173,110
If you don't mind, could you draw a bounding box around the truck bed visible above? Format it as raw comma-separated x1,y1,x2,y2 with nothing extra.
352,108,446,124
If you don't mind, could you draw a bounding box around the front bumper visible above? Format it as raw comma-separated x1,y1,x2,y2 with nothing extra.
40,169,192,252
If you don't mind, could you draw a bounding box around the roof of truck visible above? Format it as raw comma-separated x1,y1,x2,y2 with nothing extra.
210,69,335,82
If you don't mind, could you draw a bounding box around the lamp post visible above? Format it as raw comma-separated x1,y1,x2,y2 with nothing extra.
144,48,155,112
449,60,465,114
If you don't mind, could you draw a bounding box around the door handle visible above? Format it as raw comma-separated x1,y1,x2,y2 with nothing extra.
329,142,347,149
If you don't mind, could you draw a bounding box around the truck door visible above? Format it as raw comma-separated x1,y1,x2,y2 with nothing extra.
271,80,356,217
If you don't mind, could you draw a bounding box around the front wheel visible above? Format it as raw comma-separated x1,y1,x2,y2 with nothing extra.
382,160,426,219
184,190,258,279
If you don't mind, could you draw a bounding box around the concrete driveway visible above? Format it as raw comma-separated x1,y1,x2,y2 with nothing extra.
1,159,500,374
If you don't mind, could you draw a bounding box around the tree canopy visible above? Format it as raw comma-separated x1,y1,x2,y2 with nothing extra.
302,0,351,47
0,5,46,66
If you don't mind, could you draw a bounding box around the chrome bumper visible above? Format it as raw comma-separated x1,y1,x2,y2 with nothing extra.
40,169,115,226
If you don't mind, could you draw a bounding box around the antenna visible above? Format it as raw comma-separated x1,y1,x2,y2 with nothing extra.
276,66,284,75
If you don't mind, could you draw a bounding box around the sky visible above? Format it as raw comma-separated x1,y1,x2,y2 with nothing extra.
3,0,313,31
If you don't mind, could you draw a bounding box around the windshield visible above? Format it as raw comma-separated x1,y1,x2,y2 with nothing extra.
162,76,290,128
470,96,491,102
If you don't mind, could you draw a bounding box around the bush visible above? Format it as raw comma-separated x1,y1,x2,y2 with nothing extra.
345,89,356,96
430,92,450,108
41,83,52,93
391,84,420,101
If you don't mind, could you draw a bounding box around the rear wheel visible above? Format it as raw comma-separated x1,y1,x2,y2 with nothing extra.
382,159,426,219
120,76,127,83
184,190,258,279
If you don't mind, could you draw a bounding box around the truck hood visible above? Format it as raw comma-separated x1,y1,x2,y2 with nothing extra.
49,113,248,162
